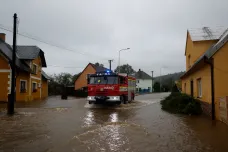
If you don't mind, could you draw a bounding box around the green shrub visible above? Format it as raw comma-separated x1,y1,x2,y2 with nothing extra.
160,93,202,115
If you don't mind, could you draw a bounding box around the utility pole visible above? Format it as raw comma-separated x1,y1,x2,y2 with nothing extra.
151,71,153,92
108,59,113,71
160,68,162,92
118,48,130,73
8,13,17,115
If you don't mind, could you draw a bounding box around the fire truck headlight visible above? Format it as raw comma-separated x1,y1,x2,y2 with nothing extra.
88,96,93,100
113,96,119,100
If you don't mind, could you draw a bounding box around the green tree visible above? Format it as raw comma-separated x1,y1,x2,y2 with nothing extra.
161,84,169,92
153,82,161,92
54,73,73,86
48,76,62,95
94,62,104,67
114,64,135,74
172,84,180,93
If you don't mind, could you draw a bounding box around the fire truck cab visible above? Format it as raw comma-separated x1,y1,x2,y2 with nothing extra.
87,70,136,104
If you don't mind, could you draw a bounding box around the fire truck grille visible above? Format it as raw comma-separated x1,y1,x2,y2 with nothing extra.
96,90,108,96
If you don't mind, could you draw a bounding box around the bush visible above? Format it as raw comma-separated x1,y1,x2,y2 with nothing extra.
171,84,179,93
160,92,202,115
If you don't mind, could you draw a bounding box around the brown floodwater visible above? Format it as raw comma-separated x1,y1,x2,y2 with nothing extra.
0,93,228,152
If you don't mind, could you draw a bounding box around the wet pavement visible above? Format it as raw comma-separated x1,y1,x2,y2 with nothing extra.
1,93,228,152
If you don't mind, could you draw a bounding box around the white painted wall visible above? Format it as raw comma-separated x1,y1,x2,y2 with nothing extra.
136,79,153,92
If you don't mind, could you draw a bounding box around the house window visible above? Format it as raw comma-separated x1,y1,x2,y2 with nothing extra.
184,83,186,93
197,78,202,97
32,82,37,92
20,80,27,93
32,64,37,74
188,55,191,68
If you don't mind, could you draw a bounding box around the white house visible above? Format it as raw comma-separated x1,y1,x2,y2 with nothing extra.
134,69,153,93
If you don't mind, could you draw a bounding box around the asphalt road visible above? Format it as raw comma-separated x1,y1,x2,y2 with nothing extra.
1,93,228,152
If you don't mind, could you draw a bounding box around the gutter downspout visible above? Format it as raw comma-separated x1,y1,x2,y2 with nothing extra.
205,57,215,120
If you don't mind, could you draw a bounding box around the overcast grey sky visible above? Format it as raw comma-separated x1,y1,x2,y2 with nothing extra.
0,0,228,76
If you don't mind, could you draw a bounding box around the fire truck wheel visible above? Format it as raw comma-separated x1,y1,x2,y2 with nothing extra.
123,96,128,104
120,96,124,104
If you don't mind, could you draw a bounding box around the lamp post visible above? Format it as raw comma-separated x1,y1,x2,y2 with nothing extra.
118,48,130,73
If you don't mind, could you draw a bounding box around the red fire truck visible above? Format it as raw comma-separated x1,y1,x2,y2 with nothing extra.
87,70,136,104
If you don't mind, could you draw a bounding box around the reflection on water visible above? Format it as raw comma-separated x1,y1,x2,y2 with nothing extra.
71,124,130,151
102,125,124,151
84,111,94,126
1,94,228,152
110,112,118,122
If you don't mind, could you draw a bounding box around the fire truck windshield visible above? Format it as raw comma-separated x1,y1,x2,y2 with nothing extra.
89,76,118,84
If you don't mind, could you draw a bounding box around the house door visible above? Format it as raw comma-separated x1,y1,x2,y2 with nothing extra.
190,80,194,97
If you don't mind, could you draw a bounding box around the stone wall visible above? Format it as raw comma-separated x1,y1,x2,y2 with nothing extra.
200,101,212,117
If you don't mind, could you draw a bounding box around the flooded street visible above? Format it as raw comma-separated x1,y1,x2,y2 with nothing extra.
1,93,228,152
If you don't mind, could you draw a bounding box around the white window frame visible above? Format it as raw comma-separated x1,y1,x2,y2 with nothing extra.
32,81,37,92
197,78,202,98
20,79,27,93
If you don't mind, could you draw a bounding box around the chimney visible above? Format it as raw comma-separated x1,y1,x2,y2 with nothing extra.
0,33,6,42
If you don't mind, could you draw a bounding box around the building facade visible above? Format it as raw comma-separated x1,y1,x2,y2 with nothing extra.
75,63,108,91
135,69,152,93
181,27,228,120
0,33,49,102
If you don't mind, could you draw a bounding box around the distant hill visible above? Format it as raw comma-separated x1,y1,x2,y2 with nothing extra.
154,71,185,87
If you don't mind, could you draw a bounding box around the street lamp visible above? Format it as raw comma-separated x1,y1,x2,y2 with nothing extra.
118,48,130,73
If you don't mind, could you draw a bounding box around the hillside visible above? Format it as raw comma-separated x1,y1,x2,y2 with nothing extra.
153,71,185,87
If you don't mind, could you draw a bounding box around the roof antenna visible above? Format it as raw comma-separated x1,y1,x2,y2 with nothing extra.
202,27,213,40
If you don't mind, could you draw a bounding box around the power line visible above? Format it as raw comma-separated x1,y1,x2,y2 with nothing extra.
0,24,109,60
47,61,109,69
47,65,85,69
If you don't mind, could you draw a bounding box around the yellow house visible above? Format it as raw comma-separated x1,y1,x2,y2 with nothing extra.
0,33,49,102
181,27,228,120
75,63,108,91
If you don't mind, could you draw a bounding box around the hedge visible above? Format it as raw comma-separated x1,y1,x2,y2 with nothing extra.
160,92,202,115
